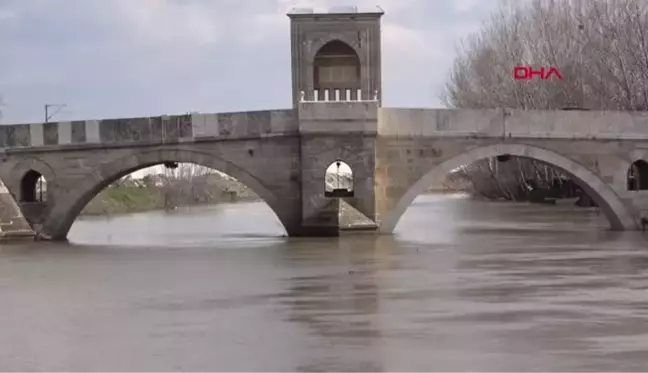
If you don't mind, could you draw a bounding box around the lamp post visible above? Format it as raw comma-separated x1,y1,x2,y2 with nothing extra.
336,161,341,190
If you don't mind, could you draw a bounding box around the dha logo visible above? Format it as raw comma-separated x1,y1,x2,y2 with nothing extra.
514,66,563,80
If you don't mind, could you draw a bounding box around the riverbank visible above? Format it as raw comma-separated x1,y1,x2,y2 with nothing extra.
82,185,260,216
82,186,457,217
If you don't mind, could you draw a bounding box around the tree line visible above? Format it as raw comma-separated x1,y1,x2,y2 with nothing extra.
442,0,648,203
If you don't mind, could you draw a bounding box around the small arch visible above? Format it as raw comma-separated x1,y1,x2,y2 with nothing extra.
20,169,47,202
324,160,354,198
627,160,648,190
314,40,361,95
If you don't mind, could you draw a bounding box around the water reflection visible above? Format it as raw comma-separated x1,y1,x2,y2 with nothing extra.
275,236,394,372
0,195,647,371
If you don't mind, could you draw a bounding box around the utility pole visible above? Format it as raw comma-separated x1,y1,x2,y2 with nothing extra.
41,103,66,202
578,23,585,108
44,103,66,123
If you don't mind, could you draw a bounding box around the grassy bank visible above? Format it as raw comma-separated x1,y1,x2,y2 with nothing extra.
81,180,457,217
82,187,165,215
81,185,260,216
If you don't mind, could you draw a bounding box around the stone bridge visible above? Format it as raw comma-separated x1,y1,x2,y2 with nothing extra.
2,6,647,240
0,102,647,240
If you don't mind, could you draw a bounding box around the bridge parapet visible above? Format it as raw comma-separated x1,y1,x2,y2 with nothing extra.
0,109,298,151
299,89,379,103
378,108,505,137
298,101,378,135
379,107,648,140
506,109,648,139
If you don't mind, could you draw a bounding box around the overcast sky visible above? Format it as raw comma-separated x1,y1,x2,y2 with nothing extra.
0,0,500,124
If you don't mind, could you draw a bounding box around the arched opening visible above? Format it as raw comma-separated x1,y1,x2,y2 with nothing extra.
380,144,635,233
313,40,360,101
20,169,47,202
627,160,648,190
324,160,354,198
41,150,297,242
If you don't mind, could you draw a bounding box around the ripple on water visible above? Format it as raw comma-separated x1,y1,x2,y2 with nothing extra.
0,197,646,371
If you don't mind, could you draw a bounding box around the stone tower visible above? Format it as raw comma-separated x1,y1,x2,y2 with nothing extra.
287,6,384,107
288,6,384,235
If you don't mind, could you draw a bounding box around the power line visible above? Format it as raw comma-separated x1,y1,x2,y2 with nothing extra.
44,103,67,123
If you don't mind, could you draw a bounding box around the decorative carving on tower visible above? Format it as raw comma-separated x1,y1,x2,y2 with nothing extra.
287,6,384,106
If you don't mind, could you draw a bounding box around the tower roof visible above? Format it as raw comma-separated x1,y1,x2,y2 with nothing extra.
287,5,384,17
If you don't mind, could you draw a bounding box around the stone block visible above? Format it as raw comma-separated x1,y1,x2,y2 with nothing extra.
191,113,220,138
203,114,219,137
58,121,72,144
43,123,58,145
178,115,192,138
218,113,234,136
113,119,134,142
85,120,100,143
150,117,163,141
230,112,249,137
137,117,152,142
99,119,116,143
246,110,271,136
163,116,179,142
71,121,86,143
6,124,30,147
299,101,379,121
30,123,44,147
0,126,6,147
270,110,297,133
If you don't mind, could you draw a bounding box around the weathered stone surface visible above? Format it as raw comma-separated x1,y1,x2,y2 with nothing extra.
0,126,6,148
178,115,192,138
5,124,30,147
71,121,86,143
43,123,58,145
246,111,271,136
150,117,163,142
99,119,116,143
163,116,179,142
218,113,234,136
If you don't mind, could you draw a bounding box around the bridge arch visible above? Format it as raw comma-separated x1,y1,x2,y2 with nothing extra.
40,148,294,240
307,36,364,64
380,144,636,233
20,169,47,202
8,156,57,203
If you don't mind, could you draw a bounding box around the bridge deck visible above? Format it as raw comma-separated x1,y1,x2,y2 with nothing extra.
1,107,647,151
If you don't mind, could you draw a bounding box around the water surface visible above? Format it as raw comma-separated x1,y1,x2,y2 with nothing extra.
1,194,647,371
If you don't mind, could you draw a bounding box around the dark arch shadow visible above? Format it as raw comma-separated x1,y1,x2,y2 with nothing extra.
20,169,47,202
380,144,636,233
41,149,297,240
627,159,648,190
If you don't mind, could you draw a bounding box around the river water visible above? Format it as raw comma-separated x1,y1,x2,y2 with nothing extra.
1,194,648,371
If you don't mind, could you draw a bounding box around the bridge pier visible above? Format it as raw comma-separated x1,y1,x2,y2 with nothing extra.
297,100,381,236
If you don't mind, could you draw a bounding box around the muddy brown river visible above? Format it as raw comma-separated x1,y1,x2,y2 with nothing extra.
1,194,647,371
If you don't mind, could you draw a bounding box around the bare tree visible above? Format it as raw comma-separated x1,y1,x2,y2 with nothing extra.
442,0,648,203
